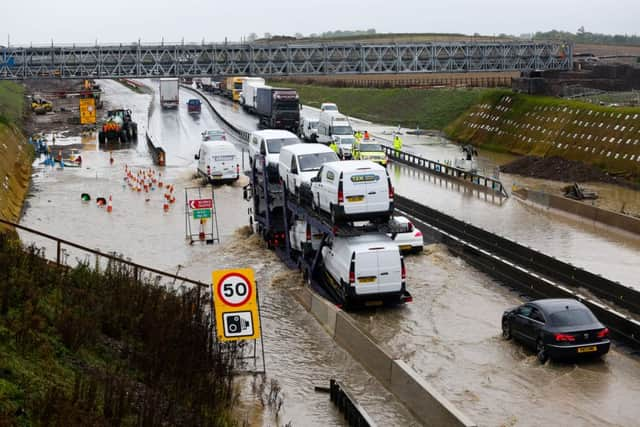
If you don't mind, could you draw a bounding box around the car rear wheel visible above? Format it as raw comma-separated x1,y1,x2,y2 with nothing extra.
501,319,511,340
536,338,549,364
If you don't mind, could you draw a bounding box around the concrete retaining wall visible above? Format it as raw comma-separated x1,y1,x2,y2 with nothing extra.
514,188,640,235
292,287,476,427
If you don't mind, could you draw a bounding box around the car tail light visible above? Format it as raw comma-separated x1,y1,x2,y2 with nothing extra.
306,224,311,242
415,231,423,237
236,164,240,174
388,178,394,200
401,258,406,280
597,328,609,339
555,333,575,342
349,253,355,284
405,296,413,303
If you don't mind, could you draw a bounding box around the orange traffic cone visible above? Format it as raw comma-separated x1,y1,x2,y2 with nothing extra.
163,198,169,212
107,195,113,213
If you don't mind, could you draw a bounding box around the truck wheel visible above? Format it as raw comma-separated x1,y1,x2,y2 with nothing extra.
98,132,106,145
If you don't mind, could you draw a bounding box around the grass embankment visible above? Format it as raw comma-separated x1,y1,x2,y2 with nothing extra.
0,235,239,426
0,82,32,226
274,82,495,130
445,91,640,178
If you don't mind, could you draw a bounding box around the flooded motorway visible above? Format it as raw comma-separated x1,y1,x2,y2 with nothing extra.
18,80,419,426
200,91,640,426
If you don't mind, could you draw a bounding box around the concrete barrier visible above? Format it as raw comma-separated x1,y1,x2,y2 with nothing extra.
391,360,476,427
513,188,640,235
334,311,394,387
291,287,476,426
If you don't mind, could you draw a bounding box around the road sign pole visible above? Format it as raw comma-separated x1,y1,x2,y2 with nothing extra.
255,281,266,374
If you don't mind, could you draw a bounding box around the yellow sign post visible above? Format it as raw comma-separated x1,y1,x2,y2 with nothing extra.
212,268,262,342
79,98,96,125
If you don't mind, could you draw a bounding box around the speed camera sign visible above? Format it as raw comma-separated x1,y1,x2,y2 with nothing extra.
212,268,261,342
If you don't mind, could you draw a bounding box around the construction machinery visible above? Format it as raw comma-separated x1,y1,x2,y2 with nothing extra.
31,97,52,115
98,109,138,144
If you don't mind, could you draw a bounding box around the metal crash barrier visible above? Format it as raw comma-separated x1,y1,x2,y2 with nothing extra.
384,146,508,197
329,379,376,427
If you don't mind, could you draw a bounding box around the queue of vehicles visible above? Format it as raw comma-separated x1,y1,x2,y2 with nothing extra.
194,86,613,363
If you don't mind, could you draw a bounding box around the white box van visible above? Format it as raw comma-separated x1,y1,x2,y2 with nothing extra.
317,111,355,158
310,160,394,223
278,144,339,197
248,130,300,176
322,234,406,305
320,102,338,112
195,140,240,183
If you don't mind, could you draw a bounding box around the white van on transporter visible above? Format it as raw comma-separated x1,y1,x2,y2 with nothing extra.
310,160,394,224
278,143,339,198
194,140,240,183
321,234,407,306
248,130,300,176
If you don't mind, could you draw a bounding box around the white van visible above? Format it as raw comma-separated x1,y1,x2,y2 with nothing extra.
320,102,339,112
289,219,324,256
317,111,354,158
248,130,300,175
195,140,240,183
310,160,394,223
299,116,319,142
278,144,339,197
321,234,406,305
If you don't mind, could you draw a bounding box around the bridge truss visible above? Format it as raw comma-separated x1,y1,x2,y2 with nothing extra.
0,41,572,79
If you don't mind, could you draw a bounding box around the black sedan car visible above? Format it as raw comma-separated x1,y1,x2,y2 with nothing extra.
502,299,610,363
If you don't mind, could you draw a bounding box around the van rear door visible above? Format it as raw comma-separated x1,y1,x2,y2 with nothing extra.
363,172,389,213
354,251,379,295
376,249,402,294
343,171,370,215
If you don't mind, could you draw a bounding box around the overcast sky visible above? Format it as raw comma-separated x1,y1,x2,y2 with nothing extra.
4,0,638,45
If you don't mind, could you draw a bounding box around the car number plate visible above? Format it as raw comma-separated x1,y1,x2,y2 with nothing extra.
365,300,383,307
358,276,376,283
578,346,598,353
400,245,412,250
347,195,364,202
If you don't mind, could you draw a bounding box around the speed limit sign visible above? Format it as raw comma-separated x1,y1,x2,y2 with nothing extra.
212,268,261,341
216,272,252,307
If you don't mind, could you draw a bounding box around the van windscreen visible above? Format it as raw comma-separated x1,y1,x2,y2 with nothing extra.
332,125,353,135
267,138,298,153
298,152,339,171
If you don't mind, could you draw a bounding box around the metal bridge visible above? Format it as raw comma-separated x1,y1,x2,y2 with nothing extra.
0,41,572,79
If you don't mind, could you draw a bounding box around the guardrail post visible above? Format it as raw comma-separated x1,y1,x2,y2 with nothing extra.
56,240,61,266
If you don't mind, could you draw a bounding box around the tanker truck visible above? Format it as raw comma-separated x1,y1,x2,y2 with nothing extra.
98,109,138,144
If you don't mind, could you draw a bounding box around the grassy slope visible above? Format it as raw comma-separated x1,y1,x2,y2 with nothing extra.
445,91,640,176
275,83,495,130
0,236,237,426
0,82,32,225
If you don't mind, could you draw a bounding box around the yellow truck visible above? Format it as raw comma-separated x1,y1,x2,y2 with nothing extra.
224,76,246,102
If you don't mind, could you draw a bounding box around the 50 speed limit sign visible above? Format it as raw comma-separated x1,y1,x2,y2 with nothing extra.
212,268,261,341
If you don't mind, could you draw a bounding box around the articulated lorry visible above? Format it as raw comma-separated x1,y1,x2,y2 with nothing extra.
159,78,179,109
224,76,246,102
255,86,300,132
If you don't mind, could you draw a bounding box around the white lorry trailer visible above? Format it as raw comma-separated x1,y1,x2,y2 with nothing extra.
159,78,179,109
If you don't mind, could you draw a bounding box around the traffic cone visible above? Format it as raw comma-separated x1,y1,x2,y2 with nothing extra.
163,197,169,212
107,195,113,213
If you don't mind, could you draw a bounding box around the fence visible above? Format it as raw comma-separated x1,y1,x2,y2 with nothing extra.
384,146,508,197
0,218,208,292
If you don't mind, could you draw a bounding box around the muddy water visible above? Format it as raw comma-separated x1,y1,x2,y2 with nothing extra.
18,80,419,426
350,246,640,427
205,98,640,288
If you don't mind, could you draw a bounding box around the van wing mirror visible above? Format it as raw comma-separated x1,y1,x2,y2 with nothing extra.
310,176,320,183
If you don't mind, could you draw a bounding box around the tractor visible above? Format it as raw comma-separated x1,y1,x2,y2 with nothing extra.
98,109,138,144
